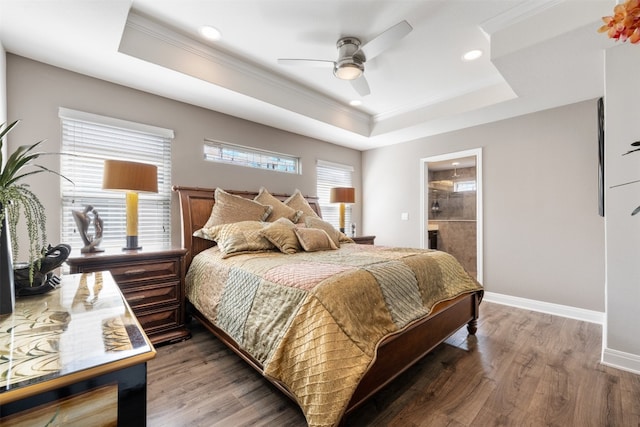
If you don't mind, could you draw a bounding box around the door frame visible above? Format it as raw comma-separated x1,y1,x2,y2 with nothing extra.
420,148,483,284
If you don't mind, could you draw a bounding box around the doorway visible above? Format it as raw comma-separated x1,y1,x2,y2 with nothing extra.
420,148,483,283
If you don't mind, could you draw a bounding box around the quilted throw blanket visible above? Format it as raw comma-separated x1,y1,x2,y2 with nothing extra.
186,243,482,427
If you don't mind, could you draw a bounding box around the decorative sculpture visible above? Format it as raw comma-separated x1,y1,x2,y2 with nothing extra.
72,205,104,253
14,243,71,295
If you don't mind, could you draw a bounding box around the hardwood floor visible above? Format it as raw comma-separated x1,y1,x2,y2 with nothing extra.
147,302,640,426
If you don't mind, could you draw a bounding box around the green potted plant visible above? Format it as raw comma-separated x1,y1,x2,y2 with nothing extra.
0,120,69,314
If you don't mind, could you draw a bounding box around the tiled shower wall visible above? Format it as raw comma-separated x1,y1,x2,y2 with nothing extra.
431,221,477,277
429,166,477,276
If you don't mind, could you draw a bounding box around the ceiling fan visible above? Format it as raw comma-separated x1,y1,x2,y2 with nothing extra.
277,20,413,97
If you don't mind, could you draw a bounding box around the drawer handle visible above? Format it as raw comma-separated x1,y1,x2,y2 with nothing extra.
127,295,146,302
124,268,147,275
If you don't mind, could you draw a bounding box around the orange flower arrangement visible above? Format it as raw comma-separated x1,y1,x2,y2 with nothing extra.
598,0,640,43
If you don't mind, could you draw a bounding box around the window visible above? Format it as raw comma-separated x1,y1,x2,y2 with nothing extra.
204,139,299,174
59,108,173,250
454,180,476,192
316,160,353,230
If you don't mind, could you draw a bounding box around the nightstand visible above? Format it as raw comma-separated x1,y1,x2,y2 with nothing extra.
352,235,376,245
66,247,190,345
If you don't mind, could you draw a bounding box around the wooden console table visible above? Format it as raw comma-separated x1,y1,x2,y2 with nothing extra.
0,271,156,425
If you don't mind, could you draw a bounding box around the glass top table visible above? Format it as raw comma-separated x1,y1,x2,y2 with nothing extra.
0,271,156,403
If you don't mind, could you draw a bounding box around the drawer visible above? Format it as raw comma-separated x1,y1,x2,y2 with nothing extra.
135,306,181,333
108,259,180,285
123,281,180,310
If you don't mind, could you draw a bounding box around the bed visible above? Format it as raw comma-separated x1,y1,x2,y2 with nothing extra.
173,186,483,427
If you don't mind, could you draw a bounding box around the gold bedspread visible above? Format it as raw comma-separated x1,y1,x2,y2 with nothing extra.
186,243,482,427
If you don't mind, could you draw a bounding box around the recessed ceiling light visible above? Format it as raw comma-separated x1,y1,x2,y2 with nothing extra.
199,25,222,41
462,49,483,61
349,100,362,106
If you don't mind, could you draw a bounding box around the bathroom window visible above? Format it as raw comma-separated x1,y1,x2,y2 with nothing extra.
454,180,476,192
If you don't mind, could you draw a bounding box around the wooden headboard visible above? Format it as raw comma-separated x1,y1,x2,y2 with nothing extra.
172,186,321,269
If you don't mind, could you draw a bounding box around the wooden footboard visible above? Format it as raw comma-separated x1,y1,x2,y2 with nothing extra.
186,290,481,422
345,290,481,415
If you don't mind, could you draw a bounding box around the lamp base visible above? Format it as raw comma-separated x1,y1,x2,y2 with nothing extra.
123,236,142,251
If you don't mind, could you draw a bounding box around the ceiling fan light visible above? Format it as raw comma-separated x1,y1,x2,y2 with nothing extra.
334,62,363,80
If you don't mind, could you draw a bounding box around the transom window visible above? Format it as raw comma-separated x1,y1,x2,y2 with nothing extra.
204,139,299,174
454,180,477,192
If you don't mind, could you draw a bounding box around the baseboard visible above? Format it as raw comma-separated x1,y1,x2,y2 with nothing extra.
483,291,605,324
482,292,640,374
601,348,640,375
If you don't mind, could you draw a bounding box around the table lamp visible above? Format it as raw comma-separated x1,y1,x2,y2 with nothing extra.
330,187,355,233
102,159,158,250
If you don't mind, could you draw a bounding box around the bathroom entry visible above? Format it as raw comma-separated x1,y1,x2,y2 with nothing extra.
420,148,483,283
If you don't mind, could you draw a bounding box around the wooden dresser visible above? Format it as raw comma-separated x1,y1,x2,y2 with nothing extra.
67,247,190,345
0,272,155,425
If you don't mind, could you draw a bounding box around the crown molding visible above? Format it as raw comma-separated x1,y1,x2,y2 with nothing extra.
479,0,563,36
122,11,372,136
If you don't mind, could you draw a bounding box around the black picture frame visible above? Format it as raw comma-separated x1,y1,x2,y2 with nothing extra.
598,97,605,217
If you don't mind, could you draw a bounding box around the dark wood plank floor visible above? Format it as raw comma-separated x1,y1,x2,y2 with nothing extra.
147,302,640,426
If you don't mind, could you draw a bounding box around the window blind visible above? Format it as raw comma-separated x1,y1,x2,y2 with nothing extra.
316,160,353,231
59,108,173,250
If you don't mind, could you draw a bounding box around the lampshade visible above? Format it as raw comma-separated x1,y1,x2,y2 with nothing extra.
330,187,355,204
102,160,158,193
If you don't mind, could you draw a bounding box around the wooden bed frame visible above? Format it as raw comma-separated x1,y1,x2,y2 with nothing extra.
173,185,482,421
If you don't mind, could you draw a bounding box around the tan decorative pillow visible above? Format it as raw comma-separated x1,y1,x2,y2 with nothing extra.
254,187,303,223
294,227,338,252
340,234,354,244
259,217,301,254
304,216,354,247
204,221,274,258
284,189,320,223
195,189,272,239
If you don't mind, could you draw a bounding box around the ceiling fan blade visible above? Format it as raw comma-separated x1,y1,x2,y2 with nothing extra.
351,75,371,96
359,20,413,60
277,58,335,68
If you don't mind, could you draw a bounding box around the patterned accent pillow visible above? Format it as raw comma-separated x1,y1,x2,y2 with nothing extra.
294,227,338,252
194,188,272,239
204,221,274,258
284,189,320,223
259,217,301,254
304,217,354,247
254,187,303,223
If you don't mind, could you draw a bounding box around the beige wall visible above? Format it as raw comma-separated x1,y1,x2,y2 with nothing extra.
363,100,605,312
604,43,640,359
4,53,608,323
5,54,361,255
